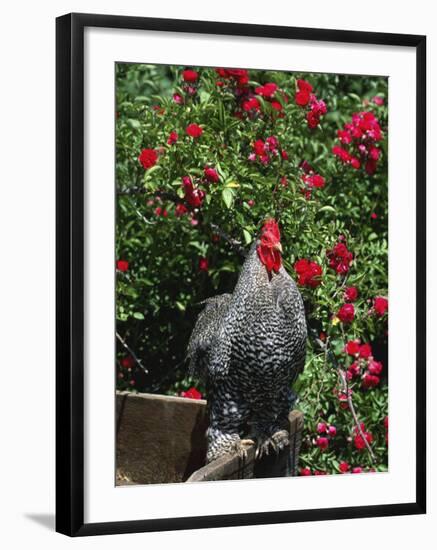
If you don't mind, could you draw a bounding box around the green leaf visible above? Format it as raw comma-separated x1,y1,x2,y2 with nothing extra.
127,118,141,129
199,90,211,104
243,229,252,245
133,312,144,320
318,206,336,214
222,188,234,209
175,301,186,312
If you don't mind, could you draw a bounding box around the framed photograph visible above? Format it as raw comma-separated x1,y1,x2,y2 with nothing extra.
56,12,426,536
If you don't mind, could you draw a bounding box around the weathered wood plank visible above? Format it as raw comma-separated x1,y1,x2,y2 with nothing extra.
116,391,304,485
116,392,208,484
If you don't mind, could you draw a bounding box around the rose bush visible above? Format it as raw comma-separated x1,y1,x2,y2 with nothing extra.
115,63,388,475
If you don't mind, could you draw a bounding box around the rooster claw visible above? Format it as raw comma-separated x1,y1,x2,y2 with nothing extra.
234,438,255,460
255,430,289,459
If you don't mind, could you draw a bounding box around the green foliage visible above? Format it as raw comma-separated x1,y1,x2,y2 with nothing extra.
115,63,388,475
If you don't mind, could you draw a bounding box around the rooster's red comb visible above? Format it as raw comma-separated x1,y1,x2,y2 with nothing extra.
261,219,280,240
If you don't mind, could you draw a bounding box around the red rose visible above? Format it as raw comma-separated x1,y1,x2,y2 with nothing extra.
198,257,209,272
351,467,363,474
339,461,350,473
181,387,202,399
327,241,353,275
317,422,327,434
338,390,351,409
302,173,325,189
374,296,388,317
175,204,188,217
315,436,329,451
185,188,205,208
337,303,355,323
311,174,325,188
350,157,361,169
253,139,266,157
186,123,203,138
359,343,372,359
344,286,358,302
368,359,383,375
295,90,310,106
362,373,380,389
310,98,327,116
347,362,361,380
182,176,205,208
354,430,373,450
345,339,361,356
120,356,135,369
255,82,278,98
116,259,129,272
294,259,322,288
138,148,158,170
328,425,337,436
297,79,313,93
182,176,193,190
167,131,178,145
337,129,352,144
369,146,381,160
332,146,351,163
300,467,312,476
265,135,279,152
182,69,198,82
300,160,313,174
242,97,260,112
306,110,320,128
271,101,283,112
204,167,220,183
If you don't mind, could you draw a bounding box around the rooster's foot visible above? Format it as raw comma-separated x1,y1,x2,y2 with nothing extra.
233,438,255,459
255,430,289,459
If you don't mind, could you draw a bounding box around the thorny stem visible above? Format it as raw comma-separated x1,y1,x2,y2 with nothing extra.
338,368,376,462
116,331,149,374
315,335,330,408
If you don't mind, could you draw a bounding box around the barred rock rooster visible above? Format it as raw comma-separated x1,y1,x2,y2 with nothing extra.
187,220,307,463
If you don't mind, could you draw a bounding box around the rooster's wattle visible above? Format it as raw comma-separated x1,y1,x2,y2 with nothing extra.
187,220,307,462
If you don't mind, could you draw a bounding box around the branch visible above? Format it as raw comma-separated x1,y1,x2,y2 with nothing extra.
117,186,145,196
116,331,149,374
338,368,376,462
127,197,156,226
209,223,247,258
122,185,248,258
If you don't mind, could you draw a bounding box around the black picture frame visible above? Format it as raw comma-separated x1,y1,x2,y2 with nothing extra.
56,12,426,537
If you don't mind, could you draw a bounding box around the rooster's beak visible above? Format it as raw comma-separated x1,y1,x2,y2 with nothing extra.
273,242,283,254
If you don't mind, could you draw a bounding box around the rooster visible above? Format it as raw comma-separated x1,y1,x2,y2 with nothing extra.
187,219,307,463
